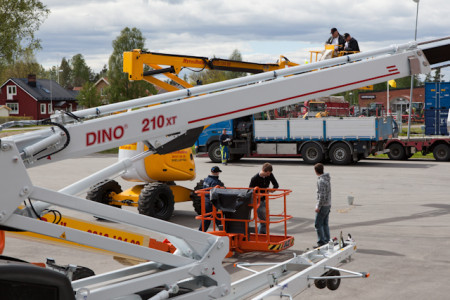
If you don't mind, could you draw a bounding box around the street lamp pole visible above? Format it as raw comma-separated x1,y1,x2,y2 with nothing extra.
407,0,420,139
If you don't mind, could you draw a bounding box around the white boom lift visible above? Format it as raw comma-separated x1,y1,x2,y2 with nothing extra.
0,39,437,299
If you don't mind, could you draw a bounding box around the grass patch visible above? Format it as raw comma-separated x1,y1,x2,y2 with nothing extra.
370,151,434,160
99,147,119,154
398,127,424,136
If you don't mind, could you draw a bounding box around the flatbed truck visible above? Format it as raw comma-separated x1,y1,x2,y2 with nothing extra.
200,115,395,165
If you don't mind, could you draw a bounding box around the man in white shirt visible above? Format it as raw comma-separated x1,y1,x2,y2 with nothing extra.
325,28,345,52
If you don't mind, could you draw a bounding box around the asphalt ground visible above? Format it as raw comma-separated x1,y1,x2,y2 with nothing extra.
3,154,450,299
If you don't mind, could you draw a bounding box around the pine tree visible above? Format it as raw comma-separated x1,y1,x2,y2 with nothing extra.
107,27,156,103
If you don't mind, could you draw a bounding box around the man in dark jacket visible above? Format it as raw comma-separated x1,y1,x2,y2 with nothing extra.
219,129,231,165
314,163,331,247
326,28,345,52
343,33,360,52
249,163,279,234
199,166,225,231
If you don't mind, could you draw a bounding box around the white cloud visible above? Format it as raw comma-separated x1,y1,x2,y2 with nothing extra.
36,0,450,79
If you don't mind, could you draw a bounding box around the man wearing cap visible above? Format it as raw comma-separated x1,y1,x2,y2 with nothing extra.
199,166,225,231
343,33,360,52
326,28,345,52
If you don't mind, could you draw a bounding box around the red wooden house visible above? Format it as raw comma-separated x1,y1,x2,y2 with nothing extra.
0,75,78,120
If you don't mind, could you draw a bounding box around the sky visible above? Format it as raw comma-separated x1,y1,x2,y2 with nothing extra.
35,0,450,79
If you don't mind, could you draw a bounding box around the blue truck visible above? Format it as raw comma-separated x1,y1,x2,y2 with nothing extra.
195,111,396,165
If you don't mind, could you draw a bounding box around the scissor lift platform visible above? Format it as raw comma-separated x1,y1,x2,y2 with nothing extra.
196,187,294,256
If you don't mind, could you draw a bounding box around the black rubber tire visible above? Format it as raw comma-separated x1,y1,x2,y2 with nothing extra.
86,180,122,208
301,143,324,164
191,180,204,215
71,266,95,281
433,144,450,161
326,270,341,290
314,278,327,289
387,143,406,160
329,143,352,165
208,142,222,163
138,182,175,220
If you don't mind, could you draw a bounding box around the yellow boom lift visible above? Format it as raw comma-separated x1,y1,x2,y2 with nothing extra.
86,51,298,220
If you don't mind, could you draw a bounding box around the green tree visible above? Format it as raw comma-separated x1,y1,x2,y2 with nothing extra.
107,27,156,102
0,49,46,84
76,81,101,108
0,0,49,66
225,49,247,79
59,57,72,88
71,54,91,87
91,64,108,83
424,71,433,83
371,76,421,92
433,68,443,82
189,49,247,85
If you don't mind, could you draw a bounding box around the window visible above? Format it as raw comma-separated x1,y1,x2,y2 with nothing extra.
48,103,53,114
6,103,18,114
7,85,17,100
100,88,104,96
40,103,46,114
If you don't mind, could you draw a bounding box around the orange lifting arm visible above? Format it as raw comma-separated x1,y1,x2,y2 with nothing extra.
123,49,299,90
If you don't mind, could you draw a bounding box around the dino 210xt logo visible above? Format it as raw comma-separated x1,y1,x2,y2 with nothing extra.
86,125,127,146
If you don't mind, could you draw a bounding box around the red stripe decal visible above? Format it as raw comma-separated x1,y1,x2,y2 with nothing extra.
188,72,400,124
386,65,396,69
388,69,398,72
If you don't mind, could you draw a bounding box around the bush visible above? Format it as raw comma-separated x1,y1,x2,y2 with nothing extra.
0,116,33,124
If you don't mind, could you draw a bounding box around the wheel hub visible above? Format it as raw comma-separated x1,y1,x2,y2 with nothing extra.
306,148,318,160
335,148,346,160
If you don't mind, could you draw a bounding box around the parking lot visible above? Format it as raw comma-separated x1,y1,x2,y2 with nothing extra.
3,154,450,299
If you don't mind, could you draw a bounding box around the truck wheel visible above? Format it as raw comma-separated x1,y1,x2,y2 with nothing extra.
433,144,450,161
208,142,221,163
329,143,351,165
86,180,122,208
301,143,324,164
387,143,406,160
191,180,204,215
326,270,341,290
138,182,174,220
314,275,327,289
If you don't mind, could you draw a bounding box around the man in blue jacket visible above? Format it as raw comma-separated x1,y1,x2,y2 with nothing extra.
314,163,331,247
199,166,225,231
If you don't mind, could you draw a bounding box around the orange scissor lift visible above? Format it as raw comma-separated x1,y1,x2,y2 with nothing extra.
195,187,294,257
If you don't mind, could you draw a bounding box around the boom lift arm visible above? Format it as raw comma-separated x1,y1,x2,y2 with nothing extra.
123,50,299,92
0,39,440,299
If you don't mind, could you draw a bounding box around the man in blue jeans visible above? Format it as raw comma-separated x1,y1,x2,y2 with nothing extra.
249,163,279,234
199,166,224,231
314,163,331,247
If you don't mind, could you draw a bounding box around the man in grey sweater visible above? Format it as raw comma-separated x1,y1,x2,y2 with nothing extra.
314,163,331,247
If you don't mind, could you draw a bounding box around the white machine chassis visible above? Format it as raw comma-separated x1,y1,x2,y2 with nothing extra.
0,40,434,299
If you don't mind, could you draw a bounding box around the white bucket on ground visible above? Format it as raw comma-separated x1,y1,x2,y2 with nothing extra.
347,196,354,205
